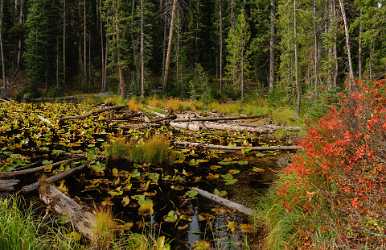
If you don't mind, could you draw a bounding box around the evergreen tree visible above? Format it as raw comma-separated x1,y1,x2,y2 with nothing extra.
24,0,49,90
225,10,251,100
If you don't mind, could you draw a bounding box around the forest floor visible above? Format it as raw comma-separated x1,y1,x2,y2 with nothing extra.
0,81,384,250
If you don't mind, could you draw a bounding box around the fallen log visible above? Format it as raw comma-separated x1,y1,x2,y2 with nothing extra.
174,115,266,123
0,179,20,192
170,121,301,133
39,184,96,240
193,187,254,216
59,105,126,122
0,156,85,178
174,141,302,151
21,165,86,193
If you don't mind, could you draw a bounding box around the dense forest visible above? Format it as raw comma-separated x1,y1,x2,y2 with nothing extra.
0,1,385,250
0,0,384,102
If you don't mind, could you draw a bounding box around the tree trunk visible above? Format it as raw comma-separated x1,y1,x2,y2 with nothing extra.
332,0,338,88
293,0,300,116
63,0,66,85
83,0,87,85
162,0,178,89
241,48,244,101
0,0,5,90
358,9,362,80
219,0,223,94
312,0,318,92
269,0,275,92
140,0,144,98
338,0,355,89
16,0,24,71
230,0,235,28
99,0,105,91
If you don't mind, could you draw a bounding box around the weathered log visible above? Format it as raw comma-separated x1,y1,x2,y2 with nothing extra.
170,121,301,133
174,115,266,123
174,141,302,151
193,187,254,216
0,156,85,178
151,114,177,123
118,123,162,130
21,165,86,193
0,179,20,192
39,184,96,240
59,105,126,122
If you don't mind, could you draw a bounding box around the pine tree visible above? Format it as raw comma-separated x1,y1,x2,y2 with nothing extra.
25,0,50,90
225,10,251,100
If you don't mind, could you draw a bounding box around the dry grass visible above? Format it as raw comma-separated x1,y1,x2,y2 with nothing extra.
91,209,116,249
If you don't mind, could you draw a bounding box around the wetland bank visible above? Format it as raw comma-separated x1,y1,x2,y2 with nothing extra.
0,97,302,249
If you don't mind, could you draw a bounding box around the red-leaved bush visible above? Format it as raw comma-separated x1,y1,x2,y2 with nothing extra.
277,80,385,248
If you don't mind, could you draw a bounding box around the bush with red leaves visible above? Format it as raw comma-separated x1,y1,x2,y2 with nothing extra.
276,80,385,248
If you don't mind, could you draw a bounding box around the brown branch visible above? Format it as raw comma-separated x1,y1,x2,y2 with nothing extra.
193,187,254,216
0,179,20,192
21,165,86,193
0,156,85,178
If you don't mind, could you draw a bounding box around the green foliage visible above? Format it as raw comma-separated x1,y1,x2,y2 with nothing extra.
0,197,40,250
225,10,251,99
188,64,212,102
106,136,173,165
24,0,49,89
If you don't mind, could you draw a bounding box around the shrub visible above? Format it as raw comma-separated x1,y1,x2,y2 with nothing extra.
257,80,385,249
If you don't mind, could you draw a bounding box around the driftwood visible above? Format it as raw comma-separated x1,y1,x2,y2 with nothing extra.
59,105,126,122
0,179,20,192
170,121,301,133
39,184,96,240
174,141,303,151
0,156,85,178
173,115,266,123
21,165,86,193
193,187,254,216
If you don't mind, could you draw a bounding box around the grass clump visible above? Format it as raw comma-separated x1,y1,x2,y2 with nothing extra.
91,209,117,249
106,135,173,165
0,197,40,250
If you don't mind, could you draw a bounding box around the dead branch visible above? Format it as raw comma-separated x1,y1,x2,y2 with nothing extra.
0,156,85,178
21,165,86,193
174,141,302,151
193,187,254,216
170,121,301,133
174,115,266,123
39,184,96,240
59,105,126,122
0,179,20,192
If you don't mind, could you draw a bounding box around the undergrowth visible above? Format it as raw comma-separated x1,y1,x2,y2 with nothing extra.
256,80,385,249
106,135,173,165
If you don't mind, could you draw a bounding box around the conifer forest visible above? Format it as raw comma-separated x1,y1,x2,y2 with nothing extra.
0,0,384,249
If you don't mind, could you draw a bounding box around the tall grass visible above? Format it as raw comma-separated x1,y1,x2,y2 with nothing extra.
0,197,40,250
106,135,173,165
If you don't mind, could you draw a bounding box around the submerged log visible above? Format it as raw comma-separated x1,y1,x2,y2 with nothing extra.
0,179,20,192
170,121,301,133
39,184,96,240
59,105,126,122
0,156,85,178
174,141,302,151
21,165,86,193
193,187,254,216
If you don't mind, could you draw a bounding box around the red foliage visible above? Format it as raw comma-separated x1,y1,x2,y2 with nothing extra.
277,80,385,245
